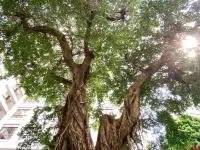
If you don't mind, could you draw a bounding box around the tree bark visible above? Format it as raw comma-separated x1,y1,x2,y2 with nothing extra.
54,48,95,150
55,64,94,150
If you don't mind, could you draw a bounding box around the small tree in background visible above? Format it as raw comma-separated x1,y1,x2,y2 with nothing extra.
161,115,200,150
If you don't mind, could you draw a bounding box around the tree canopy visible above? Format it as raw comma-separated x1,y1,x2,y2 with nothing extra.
1,0,200,150
162,114,200,150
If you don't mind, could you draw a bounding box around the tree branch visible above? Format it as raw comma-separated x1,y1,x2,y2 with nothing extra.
81,10,96,76
182,72,200,84
106,9,127,21
53,75,72,86
129,45,173,91
119,42,176,140
166,62,186,84
14,61,36,76
16,11,76,70
84,10,96,53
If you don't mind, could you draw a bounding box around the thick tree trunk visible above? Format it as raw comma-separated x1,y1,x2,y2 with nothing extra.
55,64,94,150
95,87,140,150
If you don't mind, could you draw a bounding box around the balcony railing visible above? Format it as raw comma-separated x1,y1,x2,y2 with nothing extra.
0,127,17,140
3,95,14,110
13,87,23,100
12,109,30,118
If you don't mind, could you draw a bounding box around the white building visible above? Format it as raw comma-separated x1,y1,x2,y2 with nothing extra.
0,58,39,150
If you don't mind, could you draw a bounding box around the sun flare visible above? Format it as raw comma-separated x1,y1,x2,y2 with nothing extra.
182,36,197,49
182,36,198,58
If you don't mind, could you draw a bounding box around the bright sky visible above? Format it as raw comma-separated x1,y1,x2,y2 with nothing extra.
182,35,198,58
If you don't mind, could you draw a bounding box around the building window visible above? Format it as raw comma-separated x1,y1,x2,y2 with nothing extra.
0,105,6,120
3,92,12,102
2,91,14,110
0,127,18,140
12,109,30,118
13,85,23,100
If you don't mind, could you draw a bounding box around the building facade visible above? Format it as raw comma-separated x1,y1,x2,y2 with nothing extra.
0,59,39,150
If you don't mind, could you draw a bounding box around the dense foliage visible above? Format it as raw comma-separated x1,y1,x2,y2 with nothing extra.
17,105,61,150
0,0,200,149
162,114,200,150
